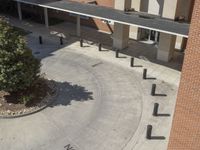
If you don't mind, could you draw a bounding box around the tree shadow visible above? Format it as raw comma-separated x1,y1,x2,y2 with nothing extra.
0,79,93,114
49,81,94,107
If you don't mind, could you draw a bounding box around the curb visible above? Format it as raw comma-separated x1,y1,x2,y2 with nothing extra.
0,81,59,119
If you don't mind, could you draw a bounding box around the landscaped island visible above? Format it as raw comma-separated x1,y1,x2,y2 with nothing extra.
0,17,55,117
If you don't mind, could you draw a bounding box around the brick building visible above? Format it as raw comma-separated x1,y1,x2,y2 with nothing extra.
0,0,199,149
168,0,200,149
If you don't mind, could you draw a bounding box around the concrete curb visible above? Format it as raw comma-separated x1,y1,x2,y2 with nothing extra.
0,80,59,119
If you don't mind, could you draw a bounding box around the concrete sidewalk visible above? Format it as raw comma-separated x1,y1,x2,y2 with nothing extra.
0,15,180,150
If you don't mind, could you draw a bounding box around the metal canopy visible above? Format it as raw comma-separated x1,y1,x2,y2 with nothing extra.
14,0,189,37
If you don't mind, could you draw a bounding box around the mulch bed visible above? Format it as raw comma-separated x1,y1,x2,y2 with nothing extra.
0,78,55,116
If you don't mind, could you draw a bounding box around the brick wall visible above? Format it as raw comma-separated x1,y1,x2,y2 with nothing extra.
168,0,200,149
64,0,114,32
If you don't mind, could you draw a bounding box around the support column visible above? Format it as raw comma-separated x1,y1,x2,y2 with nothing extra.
157,0,178,62
76,15,81,37
44,8,49,28
17,2,22,21
129,0,142,40
113,0,131,50
157,33,176,61
113,23,130,49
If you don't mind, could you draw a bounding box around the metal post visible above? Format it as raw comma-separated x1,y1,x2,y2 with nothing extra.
130,57,134,67
80,39,83,47
60,37,63,45
146,125,152,139
153,103,159,116
151,84,156,96
98,43,102,51
39,36,43,45
116,49,119,58
143,69,147,79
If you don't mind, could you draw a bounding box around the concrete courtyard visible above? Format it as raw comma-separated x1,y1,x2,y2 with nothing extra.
0,16,181,150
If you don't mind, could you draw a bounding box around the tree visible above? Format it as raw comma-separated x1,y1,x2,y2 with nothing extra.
0,18,41,92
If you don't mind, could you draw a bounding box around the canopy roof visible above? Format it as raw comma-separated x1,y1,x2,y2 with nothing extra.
15,0,189,37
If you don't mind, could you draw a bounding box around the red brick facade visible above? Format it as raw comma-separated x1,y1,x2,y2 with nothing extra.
168,0,200,149
69,0,114,32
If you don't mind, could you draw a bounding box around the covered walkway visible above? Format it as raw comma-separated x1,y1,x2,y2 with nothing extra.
15,0,189,37
14,0,189,62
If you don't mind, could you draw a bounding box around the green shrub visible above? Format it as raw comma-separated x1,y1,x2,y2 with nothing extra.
0,18,41,92
19,95,34,104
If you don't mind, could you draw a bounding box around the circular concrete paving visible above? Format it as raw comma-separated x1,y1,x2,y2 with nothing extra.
0,46,144,150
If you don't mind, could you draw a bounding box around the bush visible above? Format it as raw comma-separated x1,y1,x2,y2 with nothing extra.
19,94,34,104
0,18,41,92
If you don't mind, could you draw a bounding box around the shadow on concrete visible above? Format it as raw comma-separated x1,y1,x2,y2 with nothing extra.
91,32,184,71
117,56,127,59
132,65,143,68
121,41,184,71
145,77,157,80
49,81,93,107
30,27,183,72
30,35,78,60
156,113,170,117
154,93,167,97
150,136,166,140
81,30,183,71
